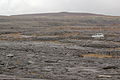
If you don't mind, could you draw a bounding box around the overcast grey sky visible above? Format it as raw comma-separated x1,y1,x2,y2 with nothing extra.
0,0,119,16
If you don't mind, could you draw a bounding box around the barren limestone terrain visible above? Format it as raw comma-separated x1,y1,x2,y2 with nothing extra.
0,12,120,80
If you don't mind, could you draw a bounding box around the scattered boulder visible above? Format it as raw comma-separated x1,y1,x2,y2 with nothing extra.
97,75,112,78
6,54,14,58
44,60,58,63
28,61,35,64
102,66,119,70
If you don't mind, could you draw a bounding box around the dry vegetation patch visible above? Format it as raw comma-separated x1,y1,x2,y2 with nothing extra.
82,54,113,58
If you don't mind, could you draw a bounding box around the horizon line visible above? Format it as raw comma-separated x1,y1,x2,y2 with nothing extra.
0,12,119,17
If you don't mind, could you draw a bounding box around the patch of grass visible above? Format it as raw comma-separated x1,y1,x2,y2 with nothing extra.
82,54,112,58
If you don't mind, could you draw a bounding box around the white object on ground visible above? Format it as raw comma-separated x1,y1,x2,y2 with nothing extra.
98,75,112,78
6,54,14,57
92,33,104,38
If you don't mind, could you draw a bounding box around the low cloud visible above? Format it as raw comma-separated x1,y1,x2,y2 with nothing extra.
0,0,119,16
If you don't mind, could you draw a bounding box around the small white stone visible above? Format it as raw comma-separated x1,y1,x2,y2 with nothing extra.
98,75,112,78
7,54,14,57
28,61,35,64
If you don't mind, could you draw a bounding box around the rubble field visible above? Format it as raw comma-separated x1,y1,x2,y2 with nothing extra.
0,12,120,80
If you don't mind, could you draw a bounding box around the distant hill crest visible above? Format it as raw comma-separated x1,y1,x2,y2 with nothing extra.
12,12,106,16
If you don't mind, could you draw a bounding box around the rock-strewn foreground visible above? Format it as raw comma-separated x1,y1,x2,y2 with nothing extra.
0,12,120,80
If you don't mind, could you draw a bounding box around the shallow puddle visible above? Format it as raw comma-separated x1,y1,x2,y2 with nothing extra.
82,54,112,58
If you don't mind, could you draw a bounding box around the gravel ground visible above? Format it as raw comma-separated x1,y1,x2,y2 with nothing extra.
0,40,120,80
0,13,120,80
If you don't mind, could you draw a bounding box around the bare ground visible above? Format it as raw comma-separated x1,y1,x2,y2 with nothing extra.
0,13,120,80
